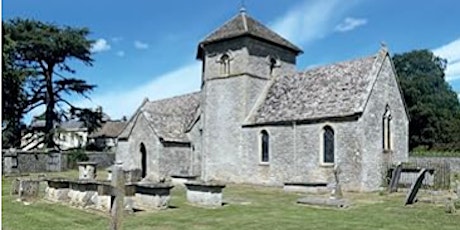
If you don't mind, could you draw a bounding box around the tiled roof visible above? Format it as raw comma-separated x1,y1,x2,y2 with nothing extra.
119,92,200,143
198,11,302,57
89,121,127,138
248,55,379,124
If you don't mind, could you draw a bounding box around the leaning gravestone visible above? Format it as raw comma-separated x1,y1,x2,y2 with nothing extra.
389,162,402,193
405,168,432,205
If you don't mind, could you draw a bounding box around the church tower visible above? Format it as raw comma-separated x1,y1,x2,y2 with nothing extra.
196,8,302,182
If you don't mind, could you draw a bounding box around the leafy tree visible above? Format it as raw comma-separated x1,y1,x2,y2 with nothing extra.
3,18,102,149
393,49,460,151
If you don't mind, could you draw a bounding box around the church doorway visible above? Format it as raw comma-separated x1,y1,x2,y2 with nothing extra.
140,143,147,178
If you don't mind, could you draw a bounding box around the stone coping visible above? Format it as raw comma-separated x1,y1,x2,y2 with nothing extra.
77,161,98,165
135,182,174,189
184,180,226,188
284,182,328,187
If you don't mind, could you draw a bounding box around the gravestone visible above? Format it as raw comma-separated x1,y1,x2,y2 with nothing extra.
445,197,456,214
330,165,343,200
133,183,174,210
14,178,40,200
184,181,226,207
405,168,432,205
77,162,98,180
389,162,402,193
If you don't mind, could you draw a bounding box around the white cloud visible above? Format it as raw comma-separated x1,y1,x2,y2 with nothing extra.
77,0,362,119
91,38,111,53
134,40,149,50
334,17,367,32
116,51,125,57
112,37,123,43
433,38,460,81
74,62,201,119
270,0,356,45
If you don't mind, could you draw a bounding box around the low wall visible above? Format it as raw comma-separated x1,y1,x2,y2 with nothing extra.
2,150,115,173
409,157,460,173
80,152,115,168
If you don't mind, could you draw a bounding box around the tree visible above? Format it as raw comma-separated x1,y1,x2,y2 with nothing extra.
3,18,102,149
2,28,28,148
393,49,460,151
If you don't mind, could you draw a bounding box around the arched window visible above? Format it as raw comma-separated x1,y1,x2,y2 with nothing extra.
140,143,147,178
220,53,230,75
323,126,334,164
382,106,392,151
260,130,269,163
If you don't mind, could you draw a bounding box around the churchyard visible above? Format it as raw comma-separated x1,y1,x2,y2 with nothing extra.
2,170,459,230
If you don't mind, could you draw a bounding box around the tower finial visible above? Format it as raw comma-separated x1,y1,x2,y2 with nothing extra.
240,0,247,14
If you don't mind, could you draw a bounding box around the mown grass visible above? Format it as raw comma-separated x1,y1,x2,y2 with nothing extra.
2,170,459,230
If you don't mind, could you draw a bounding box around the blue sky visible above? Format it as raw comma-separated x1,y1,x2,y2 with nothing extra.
3,0,460,121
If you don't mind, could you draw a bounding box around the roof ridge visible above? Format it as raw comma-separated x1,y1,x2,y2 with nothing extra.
241,11,248,31
300,55,377,74
146,91,200,104
198,13,242,44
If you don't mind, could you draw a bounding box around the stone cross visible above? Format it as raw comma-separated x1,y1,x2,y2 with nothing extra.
110,161,125,230
330,165,343,200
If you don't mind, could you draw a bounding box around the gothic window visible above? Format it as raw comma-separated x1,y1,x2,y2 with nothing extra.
323,126,334,164
260,130,269,163
220,53,231,75
140,143,147,178
382,106,392,151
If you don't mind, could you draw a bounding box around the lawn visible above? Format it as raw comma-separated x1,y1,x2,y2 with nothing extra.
2,171,459,230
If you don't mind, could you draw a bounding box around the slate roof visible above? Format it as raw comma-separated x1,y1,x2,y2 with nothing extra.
89,121,127,138
197,10,302,58
248,55,379,124
119,92,200,143
59,120,86,130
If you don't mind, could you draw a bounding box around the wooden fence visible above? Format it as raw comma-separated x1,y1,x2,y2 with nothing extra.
382,161,451,190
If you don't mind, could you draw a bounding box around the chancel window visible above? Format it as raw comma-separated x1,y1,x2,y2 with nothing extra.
260,130,269,163
382,106,392,151
323,126,334,164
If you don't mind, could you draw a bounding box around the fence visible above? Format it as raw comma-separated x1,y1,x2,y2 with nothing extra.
383,160,451,190
2,149,115,174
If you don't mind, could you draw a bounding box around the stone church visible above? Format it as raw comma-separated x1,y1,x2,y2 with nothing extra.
116,10,409,191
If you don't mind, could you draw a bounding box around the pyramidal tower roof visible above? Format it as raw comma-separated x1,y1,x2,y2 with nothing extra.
197,9,303,59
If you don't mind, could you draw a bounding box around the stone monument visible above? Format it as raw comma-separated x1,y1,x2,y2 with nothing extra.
330,165,343,200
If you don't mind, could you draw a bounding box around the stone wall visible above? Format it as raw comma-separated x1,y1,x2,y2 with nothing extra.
85,152,115,168
409,157,460,173
2,150,116,173
116,113,161,180
160,142,192,176
2,150,65,173
359,52,409,191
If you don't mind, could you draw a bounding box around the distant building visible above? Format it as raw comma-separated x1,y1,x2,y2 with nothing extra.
21,118,88,151
88,120,127,151
117,10,409,191
21,107,121,151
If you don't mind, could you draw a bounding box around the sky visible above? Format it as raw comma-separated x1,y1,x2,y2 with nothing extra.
3,0,460,122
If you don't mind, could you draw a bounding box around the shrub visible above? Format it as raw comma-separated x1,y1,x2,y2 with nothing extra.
67,149,89,169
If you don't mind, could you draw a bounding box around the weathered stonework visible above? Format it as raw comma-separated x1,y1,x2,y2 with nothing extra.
132,183,173,210
116,11,409,192
184,181,226,207
78,161,98,180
